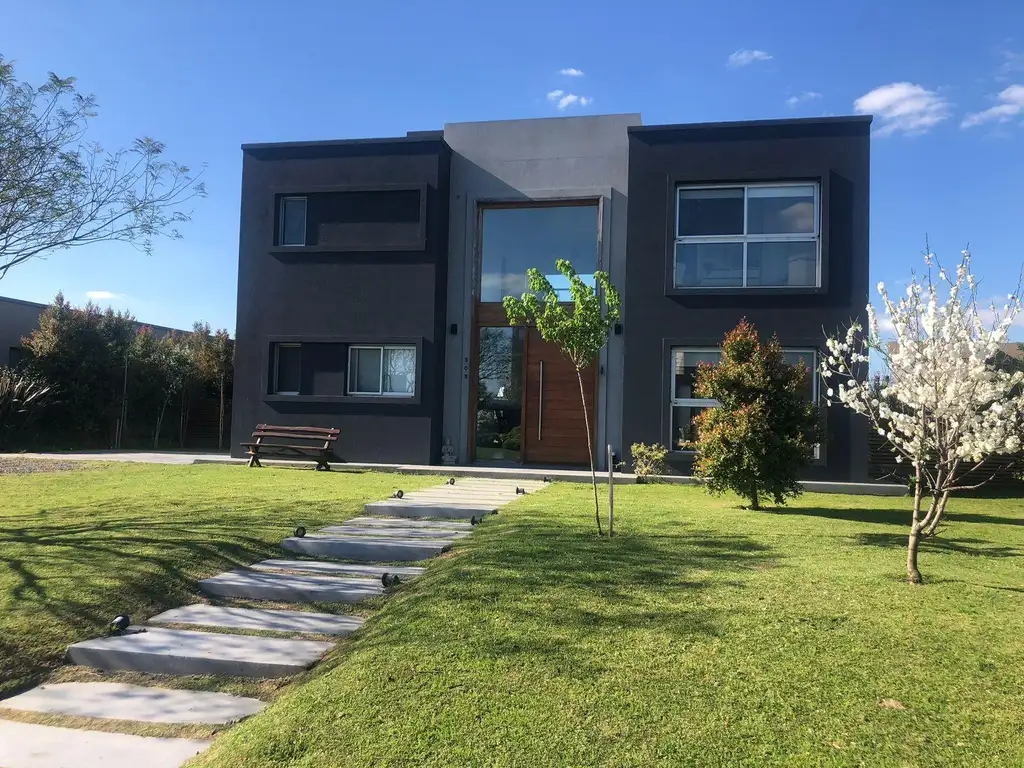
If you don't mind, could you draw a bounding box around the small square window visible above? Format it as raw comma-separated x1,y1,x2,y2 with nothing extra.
273,344,301,394
279,197,307,246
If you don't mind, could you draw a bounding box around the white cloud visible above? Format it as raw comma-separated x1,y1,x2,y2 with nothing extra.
559,68,584,77
962,84,1024,128
86,290,127,301
547,92,593,110
727,49,772,68
786,91,823,107
853,82,952,137
998,50,1024,78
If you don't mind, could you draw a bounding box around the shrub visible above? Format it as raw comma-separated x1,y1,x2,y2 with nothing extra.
693,319,820,510
0,367,54,448
631,442,668,481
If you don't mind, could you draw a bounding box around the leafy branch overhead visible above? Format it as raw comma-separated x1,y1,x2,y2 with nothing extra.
503,259,621,371
0,55,206,278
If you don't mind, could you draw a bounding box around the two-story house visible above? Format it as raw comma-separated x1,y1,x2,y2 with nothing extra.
231,113,871,481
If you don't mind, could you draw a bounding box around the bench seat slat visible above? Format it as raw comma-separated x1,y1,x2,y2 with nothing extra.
256,424,340,435
246,432,338,442
241,443,329,451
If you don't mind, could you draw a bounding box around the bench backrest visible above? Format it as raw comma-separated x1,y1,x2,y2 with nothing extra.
252,424,340,443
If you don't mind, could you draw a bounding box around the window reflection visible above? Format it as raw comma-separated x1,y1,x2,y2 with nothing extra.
475,327,524,461
479,204,599,302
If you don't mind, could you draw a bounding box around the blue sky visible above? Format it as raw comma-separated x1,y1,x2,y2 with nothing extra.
1,0,1023,337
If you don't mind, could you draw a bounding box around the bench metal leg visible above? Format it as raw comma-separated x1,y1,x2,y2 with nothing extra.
247,452,262,468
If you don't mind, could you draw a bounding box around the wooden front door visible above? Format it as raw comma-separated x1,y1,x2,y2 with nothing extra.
522,328,596,466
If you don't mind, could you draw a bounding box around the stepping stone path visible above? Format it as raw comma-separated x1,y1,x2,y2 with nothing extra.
1,475,545,767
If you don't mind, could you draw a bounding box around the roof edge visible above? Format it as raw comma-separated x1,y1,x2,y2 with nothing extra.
630,115,872,133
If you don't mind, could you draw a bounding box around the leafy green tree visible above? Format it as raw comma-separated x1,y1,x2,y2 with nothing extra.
0,55,205,279
23,293,136,442
504,259,621,535
693,319,820,510
191,322,234,450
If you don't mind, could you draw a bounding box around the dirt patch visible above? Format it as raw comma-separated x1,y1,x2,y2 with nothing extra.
0,458,80,475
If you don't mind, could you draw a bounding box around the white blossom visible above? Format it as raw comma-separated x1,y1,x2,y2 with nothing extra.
821,248,1024,474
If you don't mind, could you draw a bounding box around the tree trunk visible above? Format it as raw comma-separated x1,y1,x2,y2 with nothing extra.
154,397,168,451
577,368,603,536
217,372,225,452
908,464,924,584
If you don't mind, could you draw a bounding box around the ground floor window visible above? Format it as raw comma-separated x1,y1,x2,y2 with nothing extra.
268,341,416,398
669,347,818,451
348,345,416,397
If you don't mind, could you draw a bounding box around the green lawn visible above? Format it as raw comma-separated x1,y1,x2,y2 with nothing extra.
193,482,1024,768
2,464,1023,766
0,462,436,699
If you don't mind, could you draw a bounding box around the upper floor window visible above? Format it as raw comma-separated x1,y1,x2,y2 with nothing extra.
279,196,307,246
674,183,819,289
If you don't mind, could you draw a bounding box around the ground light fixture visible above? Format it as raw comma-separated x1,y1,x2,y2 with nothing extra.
109,615,131,634
392,490,404,499
381,573,401,588
448,477,456,485
294,526,306,538
516,487,527,495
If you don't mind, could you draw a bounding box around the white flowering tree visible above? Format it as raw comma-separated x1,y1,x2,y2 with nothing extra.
822,250,1024,584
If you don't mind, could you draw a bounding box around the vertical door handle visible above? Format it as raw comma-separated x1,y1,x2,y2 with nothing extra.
537,360,544,441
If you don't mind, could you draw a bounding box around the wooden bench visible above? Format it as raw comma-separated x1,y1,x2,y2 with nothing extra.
240,424,340,470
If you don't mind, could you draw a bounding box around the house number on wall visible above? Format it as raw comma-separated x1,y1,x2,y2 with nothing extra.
464,356,469,379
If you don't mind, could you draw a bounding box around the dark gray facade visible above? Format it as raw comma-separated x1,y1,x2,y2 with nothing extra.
233,114,871,477
620,116,871,481
231,134,452,464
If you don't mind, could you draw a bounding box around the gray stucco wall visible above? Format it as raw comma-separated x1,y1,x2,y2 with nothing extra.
0,297,46,367
441,114,641,468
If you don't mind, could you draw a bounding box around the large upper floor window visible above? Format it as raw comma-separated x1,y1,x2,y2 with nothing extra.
479,203,599,302
674,183,819,289
669,347,818,451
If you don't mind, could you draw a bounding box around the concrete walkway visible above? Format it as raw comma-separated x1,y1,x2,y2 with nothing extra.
0,450,906,495
0,477,544,767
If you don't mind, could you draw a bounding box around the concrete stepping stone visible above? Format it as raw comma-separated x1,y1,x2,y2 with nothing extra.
345,517,473,530
149,603,365,636
363,500,497,519
250,559,427,578
0,720,211,768
67,626,333,678
200,570,382,603
0,682,265,724
318,525,471,539
282,533,454,561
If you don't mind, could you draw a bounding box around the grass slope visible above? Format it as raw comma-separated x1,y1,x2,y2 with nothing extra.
192,483,1024,768
0,463,434,698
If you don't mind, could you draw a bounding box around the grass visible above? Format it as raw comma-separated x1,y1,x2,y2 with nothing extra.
0,462,436,701
2,464,1023,765
191,482,1024,767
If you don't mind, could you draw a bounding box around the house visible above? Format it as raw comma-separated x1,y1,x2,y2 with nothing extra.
231,113,871,481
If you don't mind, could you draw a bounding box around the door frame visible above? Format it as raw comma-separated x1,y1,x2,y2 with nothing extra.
467,197,603,464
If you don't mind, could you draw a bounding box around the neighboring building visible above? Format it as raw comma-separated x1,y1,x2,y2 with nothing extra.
232,113,872,480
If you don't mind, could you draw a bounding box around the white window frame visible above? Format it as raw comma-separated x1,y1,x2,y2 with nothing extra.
279,196,307,247
674,182,820,289
273,343,301,395
669,347,820,455
347,344,416,397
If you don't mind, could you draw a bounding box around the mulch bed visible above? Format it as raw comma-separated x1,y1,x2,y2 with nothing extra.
0,458,80,475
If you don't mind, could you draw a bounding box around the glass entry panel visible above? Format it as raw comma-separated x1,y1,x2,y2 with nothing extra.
479,204,599,302
475,327,525,461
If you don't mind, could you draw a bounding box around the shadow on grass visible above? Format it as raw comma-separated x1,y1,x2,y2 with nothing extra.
326,514,777,678
773,506,1024,528
854,532,1024,558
